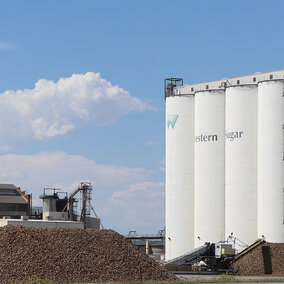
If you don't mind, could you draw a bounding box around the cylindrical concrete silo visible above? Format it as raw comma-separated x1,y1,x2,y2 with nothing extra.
225,85,258,249
194,89,225,247
258,80,284,242
166,95,195,260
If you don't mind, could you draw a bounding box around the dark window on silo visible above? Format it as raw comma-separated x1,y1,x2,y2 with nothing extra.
206,85,209,90
253,77,256,82
191,87,194,92
237,80,240,84
270,74,273,79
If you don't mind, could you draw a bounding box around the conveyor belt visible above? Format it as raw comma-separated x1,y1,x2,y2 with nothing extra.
233,239,265,261
164,243,213,266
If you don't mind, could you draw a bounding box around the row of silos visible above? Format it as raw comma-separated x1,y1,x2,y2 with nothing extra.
165,79,284,260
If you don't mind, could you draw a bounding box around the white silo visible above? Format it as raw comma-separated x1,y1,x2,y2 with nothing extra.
194,89,225,247
258,80,284,242
166,95,195,260
225,85,258,249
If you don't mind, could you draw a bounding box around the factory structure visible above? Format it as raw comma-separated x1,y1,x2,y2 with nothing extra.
0,182,101,229
165,70,284,260
0,184,31,219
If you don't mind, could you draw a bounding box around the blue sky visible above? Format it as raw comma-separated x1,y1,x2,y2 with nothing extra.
0,0,283,234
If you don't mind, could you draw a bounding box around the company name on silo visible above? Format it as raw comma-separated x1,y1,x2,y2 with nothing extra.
195,131,243,142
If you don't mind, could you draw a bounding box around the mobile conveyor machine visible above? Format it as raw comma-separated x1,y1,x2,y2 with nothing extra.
164,241,236,274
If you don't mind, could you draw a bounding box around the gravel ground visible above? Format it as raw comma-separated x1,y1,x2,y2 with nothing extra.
0,225,176,283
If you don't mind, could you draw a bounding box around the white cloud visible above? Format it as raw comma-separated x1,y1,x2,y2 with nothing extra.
0,152,150,195
111,181,164,199
0,152,164,233
0,72,152,149
0,41,16,50
0,145,13,152
0,169,27,180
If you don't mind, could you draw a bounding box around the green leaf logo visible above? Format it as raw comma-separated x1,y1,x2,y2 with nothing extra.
167,114,179,129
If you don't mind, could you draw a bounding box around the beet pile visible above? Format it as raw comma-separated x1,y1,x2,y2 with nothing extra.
234,242,284,276
0,225,175,283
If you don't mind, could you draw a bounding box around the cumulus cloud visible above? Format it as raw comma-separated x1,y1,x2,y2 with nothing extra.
0,152,164,233
0,72,152,150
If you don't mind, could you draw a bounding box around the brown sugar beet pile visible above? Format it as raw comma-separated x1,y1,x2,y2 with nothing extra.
234,242,284,276
0,225,176,283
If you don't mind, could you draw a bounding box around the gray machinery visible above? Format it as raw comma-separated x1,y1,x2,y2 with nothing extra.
164,242,236,274
67,182,102,229
68,182,91,225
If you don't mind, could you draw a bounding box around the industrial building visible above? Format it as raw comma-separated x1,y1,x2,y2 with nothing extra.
0,184,30,219
0,182,101,230
165,70,284,260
